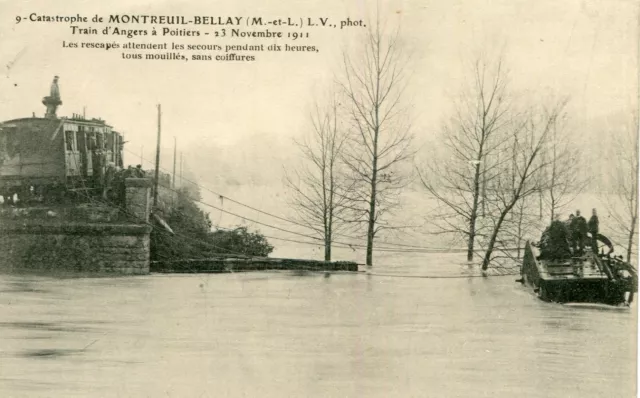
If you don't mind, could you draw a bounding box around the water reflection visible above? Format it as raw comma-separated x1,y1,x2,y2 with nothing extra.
0,260,636,397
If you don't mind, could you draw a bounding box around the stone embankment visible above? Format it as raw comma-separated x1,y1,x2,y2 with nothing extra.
0,178,152,275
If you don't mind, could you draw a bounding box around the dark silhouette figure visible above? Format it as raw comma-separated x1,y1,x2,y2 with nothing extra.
134,165,146,177
570,210,588,255
588,208,599,253
566,214,575,252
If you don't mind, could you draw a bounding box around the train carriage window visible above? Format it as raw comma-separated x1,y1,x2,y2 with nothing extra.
96,132,104,149
76,131,86,152
86,131,95,150
107,132,114,152
65,131,76,151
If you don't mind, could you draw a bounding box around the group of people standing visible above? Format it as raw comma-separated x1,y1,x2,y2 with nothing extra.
538,209,600,260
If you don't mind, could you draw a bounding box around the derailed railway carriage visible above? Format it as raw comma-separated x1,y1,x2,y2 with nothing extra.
0,76,124,203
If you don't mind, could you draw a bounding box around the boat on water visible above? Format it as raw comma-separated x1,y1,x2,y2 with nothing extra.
519,240,637,306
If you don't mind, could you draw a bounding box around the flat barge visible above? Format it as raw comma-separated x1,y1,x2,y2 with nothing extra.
519,241,637,306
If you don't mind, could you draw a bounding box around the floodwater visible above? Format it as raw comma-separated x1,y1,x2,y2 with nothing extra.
0,253,636,398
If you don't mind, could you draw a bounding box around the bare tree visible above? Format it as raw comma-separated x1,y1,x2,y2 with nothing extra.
339,18,415,266
284,96,353,261
418,55,510,261
510,196,540,258
494,101,581,261
539,112,587,223
480,100,568,270
491,194,545,262
603,111,639,262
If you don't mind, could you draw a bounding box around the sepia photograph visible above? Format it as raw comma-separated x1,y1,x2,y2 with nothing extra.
0,0,637,396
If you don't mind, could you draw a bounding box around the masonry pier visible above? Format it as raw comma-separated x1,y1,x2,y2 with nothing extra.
0,178,153,275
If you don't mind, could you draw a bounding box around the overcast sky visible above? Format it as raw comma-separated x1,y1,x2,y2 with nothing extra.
0,0,637,188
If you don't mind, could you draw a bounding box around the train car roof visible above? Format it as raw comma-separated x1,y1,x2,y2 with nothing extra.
0,117,113,128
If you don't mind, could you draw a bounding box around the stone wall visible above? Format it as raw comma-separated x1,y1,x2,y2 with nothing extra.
0,177,153,275
0,223,151,274
125,178,152,222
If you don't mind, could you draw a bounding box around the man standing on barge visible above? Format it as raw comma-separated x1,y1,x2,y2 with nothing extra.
570,210,587,255
588,208,599,253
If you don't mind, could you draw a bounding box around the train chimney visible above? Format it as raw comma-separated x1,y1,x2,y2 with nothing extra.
42,75,62,119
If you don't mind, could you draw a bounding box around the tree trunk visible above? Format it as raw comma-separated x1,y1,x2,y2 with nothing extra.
323,208,330,261
627,214,637,262
325,232,332,261
366,82,380,266
466,224,476,262
626,152,638,262
366,134,379,265
539,190,543,219
516,202,524,259
466,163,482,261
481,161,486,218
366,177,377,266
482,208,511,270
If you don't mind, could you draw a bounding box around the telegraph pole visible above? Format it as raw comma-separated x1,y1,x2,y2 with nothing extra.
153,104,161,208
180,152,183,188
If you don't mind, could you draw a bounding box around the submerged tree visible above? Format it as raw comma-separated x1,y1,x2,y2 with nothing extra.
418,55,510,261
480,100,568,270
495,100,579,261
603,111,639,262
539,112,586,223
285,95,353,261
500,195,541,260
339,18,415,266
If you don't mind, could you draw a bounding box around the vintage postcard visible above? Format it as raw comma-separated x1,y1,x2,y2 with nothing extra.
0,0,637,397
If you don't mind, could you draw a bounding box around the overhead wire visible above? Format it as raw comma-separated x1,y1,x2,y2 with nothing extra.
67,151,256,264
125,148,489,253
29,156,524,278
362,271,520,279
158,181,489,254
124,148,468,250
6,111,529,277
